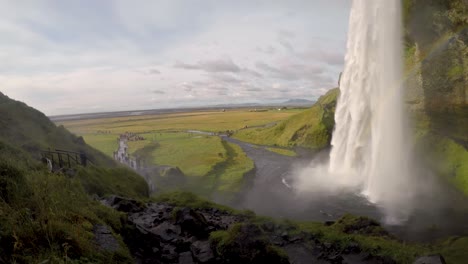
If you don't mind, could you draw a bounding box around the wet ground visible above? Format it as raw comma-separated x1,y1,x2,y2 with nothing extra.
222,136,468,242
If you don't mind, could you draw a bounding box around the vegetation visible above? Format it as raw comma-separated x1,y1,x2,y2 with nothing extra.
0,92,148,263
210,223,289,264
265,147,297,157
0,151,135,263
234,88,339,149
59,109,302,135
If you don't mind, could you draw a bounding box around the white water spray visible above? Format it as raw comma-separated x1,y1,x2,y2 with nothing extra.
328,0,415,222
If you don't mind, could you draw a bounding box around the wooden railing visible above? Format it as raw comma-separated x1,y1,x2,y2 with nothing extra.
40,149,88,169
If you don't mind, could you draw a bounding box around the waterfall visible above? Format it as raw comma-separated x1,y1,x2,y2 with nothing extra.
329,0,414,223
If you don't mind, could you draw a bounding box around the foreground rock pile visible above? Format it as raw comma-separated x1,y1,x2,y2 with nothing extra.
100,196,445,264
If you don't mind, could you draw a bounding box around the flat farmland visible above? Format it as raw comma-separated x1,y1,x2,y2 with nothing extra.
58,108,302,198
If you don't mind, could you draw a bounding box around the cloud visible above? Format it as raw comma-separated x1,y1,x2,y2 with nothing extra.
174,58,241,73
151,89,165,94
255,61,324,81
301,50,345,66
0,1,351,115
148,68,161,74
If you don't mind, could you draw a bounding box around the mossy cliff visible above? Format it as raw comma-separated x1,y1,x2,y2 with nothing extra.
403,0,468,194
233,88,339,149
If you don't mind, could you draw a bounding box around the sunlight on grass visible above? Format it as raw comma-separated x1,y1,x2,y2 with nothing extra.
265,147,297,157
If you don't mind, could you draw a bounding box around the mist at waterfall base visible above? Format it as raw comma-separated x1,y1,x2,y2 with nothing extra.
292,0,439,225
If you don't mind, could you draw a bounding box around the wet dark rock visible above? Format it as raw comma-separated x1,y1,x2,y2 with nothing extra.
175,207,210,238
262,221,276,232
190,240,215,263
287,234,303,243
150,222,181,242
161,244,178,262
93,224,120,252
413,254,447,264
103,195,145,213
178,251,195,264
343,242,361,254
327,253,344,264
104,199,403,264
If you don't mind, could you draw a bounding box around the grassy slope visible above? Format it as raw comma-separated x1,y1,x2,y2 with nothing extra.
234,88,339,149
0,92,149,262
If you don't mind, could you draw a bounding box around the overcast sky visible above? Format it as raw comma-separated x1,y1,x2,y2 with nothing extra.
0,0,351,116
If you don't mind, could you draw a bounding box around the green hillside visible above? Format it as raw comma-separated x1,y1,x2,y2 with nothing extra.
0,92,148,263
234,88,339,149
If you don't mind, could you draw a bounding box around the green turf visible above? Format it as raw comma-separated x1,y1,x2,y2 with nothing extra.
233,88,339,149
265,147,297,157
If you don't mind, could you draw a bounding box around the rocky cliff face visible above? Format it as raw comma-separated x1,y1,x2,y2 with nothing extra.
405,0,468,123
404,0,468,194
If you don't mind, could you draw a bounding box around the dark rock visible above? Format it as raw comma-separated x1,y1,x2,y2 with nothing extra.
327,253,344,264
287,234,303,243
325,221,335,226
179,251,195,264
271,235,285,246
262,221,276,232
150,222,181,242
343,242,361,254
93,225,120,252
413,255,447,264
104,195,145,213
175,208,210,238
161,244,178,262
191,240,215,263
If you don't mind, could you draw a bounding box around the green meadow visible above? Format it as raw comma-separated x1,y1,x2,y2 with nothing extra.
59,109,300,198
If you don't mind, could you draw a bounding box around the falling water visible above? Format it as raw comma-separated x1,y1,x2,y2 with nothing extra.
329,0,414,223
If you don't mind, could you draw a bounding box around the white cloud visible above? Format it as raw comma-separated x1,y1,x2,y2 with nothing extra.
0,0,350,115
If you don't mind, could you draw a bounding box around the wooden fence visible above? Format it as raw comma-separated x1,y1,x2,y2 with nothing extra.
40,149,88,169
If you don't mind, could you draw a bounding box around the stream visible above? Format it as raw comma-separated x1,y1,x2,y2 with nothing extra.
221,136,468,242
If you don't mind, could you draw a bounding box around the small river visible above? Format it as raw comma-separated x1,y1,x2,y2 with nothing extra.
221,136,468,242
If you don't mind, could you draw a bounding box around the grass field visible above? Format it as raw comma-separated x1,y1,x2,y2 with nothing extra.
60,109,302,135
58,108,298,199
265,147,297,157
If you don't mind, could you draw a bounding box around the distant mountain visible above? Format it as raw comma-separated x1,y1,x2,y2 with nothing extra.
282,99,316,106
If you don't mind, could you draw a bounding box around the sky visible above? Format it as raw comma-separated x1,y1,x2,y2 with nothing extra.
0,0,351,116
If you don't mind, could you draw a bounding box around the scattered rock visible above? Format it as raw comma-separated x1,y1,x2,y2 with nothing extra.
175,207,210,238
178,251,195,264
103,195,145,213
413,255,447,264
150,222,181,242
93,225,120,252
161,244,178,262
190,240,215,263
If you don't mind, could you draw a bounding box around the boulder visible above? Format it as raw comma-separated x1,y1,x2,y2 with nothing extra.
191,240,215,263
413,255,447,264
175,208,210,238
103,195,145,213
150,222,181,242
178,251,195,264
161,244,178,262
93,225,120,252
